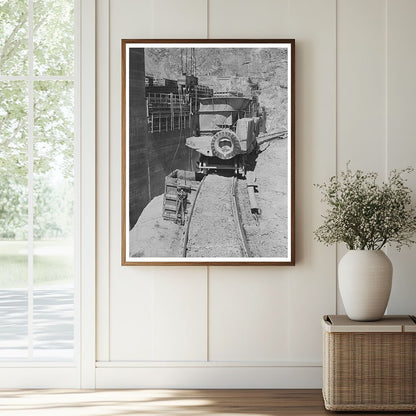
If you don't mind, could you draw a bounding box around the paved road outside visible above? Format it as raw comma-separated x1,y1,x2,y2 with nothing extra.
0,288,74,360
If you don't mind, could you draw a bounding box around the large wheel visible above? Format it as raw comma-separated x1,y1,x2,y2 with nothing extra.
210,129,241,160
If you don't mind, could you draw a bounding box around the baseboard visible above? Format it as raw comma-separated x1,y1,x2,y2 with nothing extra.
0,367,80,388
95,365,323,388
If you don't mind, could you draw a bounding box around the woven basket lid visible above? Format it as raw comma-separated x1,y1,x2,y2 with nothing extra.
322,315,416,333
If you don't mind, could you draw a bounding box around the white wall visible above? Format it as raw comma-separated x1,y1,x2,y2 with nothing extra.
95,0,416,388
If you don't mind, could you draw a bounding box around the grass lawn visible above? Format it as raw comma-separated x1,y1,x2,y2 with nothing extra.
0,240,73,289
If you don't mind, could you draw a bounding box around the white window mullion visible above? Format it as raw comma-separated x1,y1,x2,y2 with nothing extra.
27,0,34,359
73,0,81,371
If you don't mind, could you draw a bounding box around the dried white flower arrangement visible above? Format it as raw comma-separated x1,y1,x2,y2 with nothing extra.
314,164,416,250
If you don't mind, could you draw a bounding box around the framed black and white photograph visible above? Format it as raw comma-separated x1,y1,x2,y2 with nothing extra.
122,39,295,265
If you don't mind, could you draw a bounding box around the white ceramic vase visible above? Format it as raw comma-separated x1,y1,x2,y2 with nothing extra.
338,250,393,321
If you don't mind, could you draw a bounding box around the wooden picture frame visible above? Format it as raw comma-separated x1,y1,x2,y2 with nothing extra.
122,39,295,265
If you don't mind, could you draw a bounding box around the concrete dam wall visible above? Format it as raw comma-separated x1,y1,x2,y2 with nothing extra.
128,48,198,229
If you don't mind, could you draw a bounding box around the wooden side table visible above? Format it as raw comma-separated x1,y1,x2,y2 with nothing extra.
322,315,416,411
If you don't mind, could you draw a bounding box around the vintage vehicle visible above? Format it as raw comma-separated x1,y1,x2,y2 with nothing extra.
185,92,263,175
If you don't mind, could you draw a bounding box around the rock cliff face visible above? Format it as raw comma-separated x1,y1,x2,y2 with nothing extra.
145,47,288,132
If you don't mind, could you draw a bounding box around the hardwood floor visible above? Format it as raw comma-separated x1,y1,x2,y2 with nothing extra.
0,389,413,415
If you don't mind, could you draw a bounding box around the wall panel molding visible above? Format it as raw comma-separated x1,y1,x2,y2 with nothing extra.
96,366,322,388
96,361,321,368
385,0,416,315
96,0,111,363
94,0,416,388
335,0,388,314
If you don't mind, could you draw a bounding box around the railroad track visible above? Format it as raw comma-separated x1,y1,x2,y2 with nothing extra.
183,174,251,258
230,176,250,257
257,130,288,145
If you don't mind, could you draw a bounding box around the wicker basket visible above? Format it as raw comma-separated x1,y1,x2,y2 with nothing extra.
322,315,416,411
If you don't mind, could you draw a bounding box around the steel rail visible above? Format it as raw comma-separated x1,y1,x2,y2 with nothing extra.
183,174,251,258
231,176,251,257
256,130,288,146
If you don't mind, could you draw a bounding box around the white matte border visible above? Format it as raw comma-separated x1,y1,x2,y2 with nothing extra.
124,42,293,264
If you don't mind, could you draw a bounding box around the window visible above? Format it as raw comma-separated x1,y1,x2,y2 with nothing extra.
0,0,77,361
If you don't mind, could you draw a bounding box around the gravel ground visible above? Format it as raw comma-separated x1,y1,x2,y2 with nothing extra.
186,174,244,258
129,195,183,257
247,138,288,257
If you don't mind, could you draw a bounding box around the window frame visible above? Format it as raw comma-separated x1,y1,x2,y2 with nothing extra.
0,0,96,388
